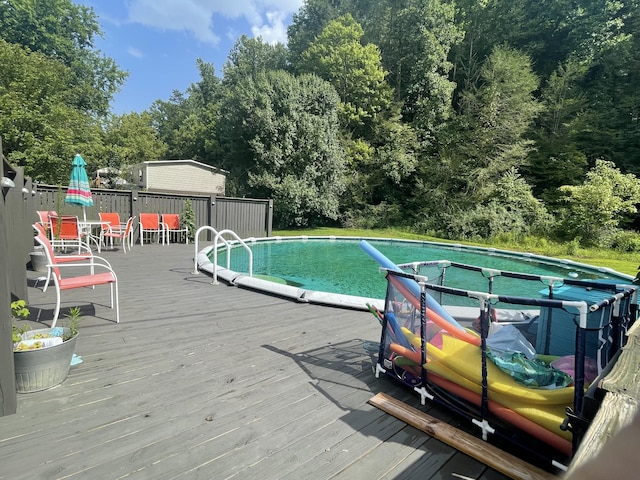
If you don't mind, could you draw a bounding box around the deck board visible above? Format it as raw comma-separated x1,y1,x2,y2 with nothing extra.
1,243,538,479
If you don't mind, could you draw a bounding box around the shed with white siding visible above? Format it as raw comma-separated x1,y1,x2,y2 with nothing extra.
131,160,226,195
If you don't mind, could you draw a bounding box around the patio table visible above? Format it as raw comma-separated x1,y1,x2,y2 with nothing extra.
79,220,109,253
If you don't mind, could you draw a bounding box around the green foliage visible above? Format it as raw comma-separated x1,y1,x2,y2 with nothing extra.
0,0,126,184
441,169,553,240
104,112,167,166
11,300,29,320
298,14,392,135
459,45,541,160
5,0,640,245
182,200,196,243
565,238,582,257
575,28,640,175
297,13,424,224
341,202,404,229
610,230,640,253
350,0,462,137
11,300,30,343
63,307,81,339
340,110,420,222
220,70,346,227
12,324,29,344
524,60,589,200
388,0,461,135
155,59,223,163
558,160,640,246
0,40,104,182
0,0,126,116
418,46,542,233
445,202,519,240
223,36,288,87
287,0,345,65
451,0,628,81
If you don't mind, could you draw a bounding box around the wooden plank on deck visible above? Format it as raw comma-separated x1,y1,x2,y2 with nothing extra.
369,392,557,480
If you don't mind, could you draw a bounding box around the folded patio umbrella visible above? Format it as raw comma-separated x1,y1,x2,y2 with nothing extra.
65,153,93,221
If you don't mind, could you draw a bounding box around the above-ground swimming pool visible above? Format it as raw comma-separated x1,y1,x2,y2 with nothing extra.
196,236,633,310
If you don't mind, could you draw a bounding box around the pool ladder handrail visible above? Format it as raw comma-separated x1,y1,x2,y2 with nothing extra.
192,226,253,284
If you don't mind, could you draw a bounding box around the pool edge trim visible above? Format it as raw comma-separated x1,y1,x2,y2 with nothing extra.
196,235,633,311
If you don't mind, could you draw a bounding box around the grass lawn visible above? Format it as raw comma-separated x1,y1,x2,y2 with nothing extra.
273,227,640,278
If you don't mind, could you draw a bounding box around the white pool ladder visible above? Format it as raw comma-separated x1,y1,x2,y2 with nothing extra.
193,226,253,284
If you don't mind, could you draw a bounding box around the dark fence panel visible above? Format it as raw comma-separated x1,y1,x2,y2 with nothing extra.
212,197,273,239
34,187,134,224
0,152,22,416
33,185,272,243
6,168,29,301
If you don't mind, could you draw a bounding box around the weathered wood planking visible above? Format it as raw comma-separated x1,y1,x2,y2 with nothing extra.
1,243,511,479
369,393,556,480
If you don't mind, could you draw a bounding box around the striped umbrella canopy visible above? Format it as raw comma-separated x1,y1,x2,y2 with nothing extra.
65,153,93,220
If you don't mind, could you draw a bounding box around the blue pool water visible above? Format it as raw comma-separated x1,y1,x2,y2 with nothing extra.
210,237,631,300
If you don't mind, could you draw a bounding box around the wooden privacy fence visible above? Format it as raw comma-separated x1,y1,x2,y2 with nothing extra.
33,185,273,242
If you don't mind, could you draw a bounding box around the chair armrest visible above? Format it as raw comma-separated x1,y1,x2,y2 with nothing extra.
53,253,94,261
49,255,114,270
46,262,117,279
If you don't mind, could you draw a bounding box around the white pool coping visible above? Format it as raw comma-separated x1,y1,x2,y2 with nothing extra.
197,244,385,310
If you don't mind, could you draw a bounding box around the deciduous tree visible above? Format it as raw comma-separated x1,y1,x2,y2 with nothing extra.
220,70,346,227
103,112,167,169
298,14,392,136
0,40,103,183
0,0,126,116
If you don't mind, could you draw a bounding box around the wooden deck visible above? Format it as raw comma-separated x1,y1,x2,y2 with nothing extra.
1,243,526,479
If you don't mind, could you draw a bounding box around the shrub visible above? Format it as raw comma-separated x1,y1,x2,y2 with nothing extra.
610,230,640,253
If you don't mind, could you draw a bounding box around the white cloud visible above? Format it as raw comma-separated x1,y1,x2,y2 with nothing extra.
126,0,303,46
127,47,144,58
252,10,289,45
127,0,220,45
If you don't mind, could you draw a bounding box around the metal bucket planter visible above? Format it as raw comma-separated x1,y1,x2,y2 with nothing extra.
29,247,47,273
14,328,78,393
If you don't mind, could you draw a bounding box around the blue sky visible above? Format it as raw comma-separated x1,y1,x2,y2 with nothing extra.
76,0,303,115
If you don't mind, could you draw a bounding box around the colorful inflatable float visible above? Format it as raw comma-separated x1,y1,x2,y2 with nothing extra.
360,240,638,469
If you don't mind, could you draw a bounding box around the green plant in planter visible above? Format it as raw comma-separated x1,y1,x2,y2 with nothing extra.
63,306,82,340
11,300,29,319
11,302,81,349
13,304,82,392
11,300,30,343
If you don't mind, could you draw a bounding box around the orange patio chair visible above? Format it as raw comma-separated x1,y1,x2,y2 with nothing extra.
48,214,88,253
34,225,119,328
101,216,135,253
161,213,189,244
99,212,129,249
36,210,56,236
36,210,56,225
33,223,95,292
139,213,166,245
